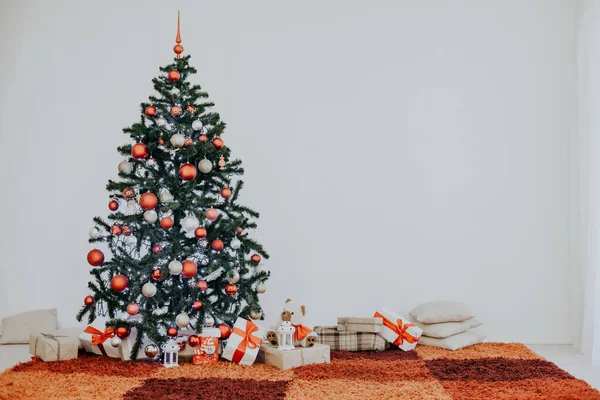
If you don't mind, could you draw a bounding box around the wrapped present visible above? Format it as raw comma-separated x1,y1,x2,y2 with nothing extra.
314,326,386,352
80,326,121,358
256,341,330,370
222,318,265,365
374,308,422,351
178,328,222,361
29,332,79,362
192,336,219,364
121,328,156,361
337,317,383,333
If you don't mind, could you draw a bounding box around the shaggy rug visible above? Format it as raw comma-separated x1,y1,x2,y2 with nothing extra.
0,343,598,399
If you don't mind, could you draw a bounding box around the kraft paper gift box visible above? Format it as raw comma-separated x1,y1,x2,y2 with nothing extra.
178,327,222,361
256,341,330,370
222,317,265,365
29,332,79,362
80,325,122,358
337,317,383,333
314,326,386,351
374,308,422,351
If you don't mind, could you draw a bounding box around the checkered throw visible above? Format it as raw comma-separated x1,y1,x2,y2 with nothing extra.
314,326,386,352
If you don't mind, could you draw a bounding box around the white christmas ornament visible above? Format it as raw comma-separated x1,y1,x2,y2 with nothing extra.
204,315,215,327
168,260,183,275
227,270,240,284
159,189,174,203
176,313,190,328
170,133,185,148
89,227,101,239
142,282,157,297
198,158,213,173
110,336,122,348
230,238,241,250
118,160,133,174
143,210,158,223
180,213,200,232
156,118,167,127
250,311,262,320
191,120,203,131
256,283,267,294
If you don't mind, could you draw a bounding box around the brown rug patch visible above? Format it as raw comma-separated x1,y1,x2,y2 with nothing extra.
426,358,575,382
331,349,419,361
416,342,541,360
124,377,288,400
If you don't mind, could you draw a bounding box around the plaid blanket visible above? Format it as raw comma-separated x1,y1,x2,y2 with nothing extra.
314,326,386,352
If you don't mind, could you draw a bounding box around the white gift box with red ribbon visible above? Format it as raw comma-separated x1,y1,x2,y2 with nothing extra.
221,317,265,365
374,308,423,351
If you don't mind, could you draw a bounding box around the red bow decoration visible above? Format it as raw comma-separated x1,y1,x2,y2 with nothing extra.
374,312,419,346
230,320,262,364
84,326,115,345
292,324,313,342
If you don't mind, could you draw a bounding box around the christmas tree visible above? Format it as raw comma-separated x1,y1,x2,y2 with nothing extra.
77,13,269,359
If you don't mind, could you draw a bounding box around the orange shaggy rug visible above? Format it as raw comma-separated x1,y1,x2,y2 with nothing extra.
1,343,599,399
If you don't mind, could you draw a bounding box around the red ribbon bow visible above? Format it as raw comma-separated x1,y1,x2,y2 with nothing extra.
84,326,115,345
230,319,262,364
292,324,313,342
374,311,419,346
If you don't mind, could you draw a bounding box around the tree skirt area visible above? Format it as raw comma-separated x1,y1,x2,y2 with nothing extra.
1,343,599,400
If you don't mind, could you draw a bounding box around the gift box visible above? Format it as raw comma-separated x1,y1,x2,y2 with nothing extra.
222,318,265,365
374,308,422,351
192,336,219,364
80,325,122,358
256,341,330,370
121,328,156,361
337,317,383,333
29,332,79,362
178,328,222,361
314,326,386,351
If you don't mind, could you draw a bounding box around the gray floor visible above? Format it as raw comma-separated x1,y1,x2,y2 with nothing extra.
0,343,598,390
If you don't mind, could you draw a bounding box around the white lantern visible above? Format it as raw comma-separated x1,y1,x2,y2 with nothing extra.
176,312,190,328
168,260,183,275
198,158,213,173
118,160,133,174
162,339,179,367
142,282,157,297
170,133,185,148
143,210,158,223
192,120,203,131
230,238,241,250
277,321,296,351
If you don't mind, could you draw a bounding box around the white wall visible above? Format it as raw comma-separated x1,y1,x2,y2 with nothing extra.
0,0,577,343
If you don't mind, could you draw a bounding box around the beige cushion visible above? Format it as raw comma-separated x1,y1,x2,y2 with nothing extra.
419,331,483,350
415,319,482,339
410,301,473,324
0,309,57,344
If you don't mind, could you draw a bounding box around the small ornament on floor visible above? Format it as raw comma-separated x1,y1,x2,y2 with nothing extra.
162,339,179,367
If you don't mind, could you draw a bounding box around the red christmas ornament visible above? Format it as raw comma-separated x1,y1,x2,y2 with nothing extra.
212,137,224,149
123,187,135,199
206,208,218,221
178,341,186,351
198,134,208,142
139,192,158,210
194,227,207,239
182,260,197,278
111,225,122,236
185,105,196,113
167,327,178,337
170,105,182,117
188,335,200,347
84,296,94,306
174,44,184,55
152,244,163,254
158,137,165,146
131,143,148,159
126,303,140,316
225,283,237,296
122,225,132,236
151,269,163,280
109,200,119,211
183,136,193,147
220,187,231,199
211,239,224,252
116,327,131,338
217,323,232,339
160,217,174,230
237,226,243,234
87,249,105,266
145,105,157,116
251,254,262,264
179,163,197,180
168,69,180,82
196,280,208,292
193,300,203,310
111,274,129,293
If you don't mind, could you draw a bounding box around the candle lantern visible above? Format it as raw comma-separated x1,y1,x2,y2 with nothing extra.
277,321,296,351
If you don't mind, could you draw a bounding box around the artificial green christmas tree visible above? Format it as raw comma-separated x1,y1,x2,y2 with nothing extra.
77,13,269,359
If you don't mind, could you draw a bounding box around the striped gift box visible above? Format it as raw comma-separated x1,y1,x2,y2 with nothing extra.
337,317,383,333
314,326,386,352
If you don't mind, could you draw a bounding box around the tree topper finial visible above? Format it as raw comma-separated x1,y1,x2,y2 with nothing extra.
174,11,183,59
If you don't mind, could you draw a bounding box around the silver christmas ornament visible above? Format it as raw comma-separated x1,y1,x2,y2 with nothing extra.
256,282,267,294
176,313,190,328
142,282,157,297
230,238,241,250
170,133,185,148
227,270,240,284
143,210,158,223
159,189,174,203
204,315,215,327
168,260,183,275
180,213,200,232
118,160,133,174
124,236,137,246
192,120,203,131
250,311,262,320
198,158,213,173
199,255,210,266
89,227,101,239
110,336,122,348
